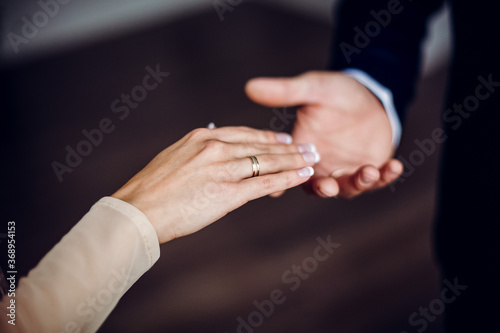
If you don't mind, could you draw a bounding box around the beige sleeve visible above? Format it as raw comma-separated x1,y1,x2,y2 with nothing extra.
0,197,161,333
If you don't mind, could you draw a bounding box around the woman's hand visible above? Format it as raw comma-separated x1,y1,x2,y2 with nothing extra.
112,126,319,244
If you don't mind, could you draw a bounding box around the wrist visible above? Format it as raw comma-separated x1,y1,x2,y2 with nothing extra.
340,69,402,149
111,188,166,244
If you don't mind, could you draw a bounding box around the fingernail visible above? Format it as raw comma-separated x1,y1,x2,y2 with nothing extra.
318,188,332,198
386,170,400,179
360,170,377,186
276,133,292,144
298,166,315,178
298,143,317,153
388,164,403,177
317,183,338,198
320,190,338,199
302,152,321,163
207,122,215,129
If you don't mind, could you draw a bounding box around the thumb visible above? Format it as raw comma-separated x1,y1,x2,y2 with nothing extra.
245,73,318,107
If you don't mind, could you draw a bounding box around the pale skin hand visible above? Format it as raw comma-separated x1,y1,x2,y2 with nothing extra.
112,126,318,244
245,71,403,198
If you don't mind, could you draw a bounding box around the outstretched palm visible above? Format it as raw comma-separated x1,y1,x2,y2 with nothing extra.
246,71,403,198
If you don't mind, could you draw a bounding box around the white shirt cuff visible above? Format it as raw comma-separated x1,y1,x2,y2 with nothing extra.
342,68,402,148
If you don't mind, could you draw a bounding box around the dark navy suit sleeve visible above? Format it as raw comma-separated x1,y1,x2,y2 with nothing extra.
330,0,444,122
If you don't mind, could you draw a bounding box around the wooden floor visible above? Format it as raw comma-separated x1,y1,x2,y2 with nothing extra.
3,3,449,332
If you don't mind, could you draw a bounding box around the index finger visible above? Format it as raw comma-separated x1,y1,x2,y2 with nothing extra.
212,126,293,144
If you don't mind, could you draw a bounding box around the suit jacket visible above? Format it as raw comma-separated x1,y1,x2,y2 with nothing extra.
331,0,500,330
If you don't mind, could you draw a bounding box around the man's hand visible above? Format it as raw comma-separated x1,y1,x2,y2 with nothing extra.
245,71,403,198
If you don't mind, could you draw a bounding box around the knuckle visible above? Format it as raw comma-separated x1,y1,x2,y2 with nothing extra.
214,161,235,182
189,128,211,140
261,176,274,190
214,181,230,197
203,139,225,154
253,143,268,153
225,160,241,177
260,130,275,142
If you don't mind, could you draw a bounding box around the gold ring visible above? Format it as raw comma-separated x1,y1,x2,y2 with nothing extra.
249,156,260,177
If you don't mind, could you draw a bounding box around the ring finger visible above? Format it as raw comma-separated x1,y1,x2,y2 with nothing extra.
220,151,320,181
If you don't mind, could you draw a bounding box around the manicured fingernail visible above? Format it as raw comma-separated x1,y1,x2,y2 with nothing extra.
207,122,215,129
298,143,317,153
298,166,315,177
276,133,292,144
302,152,321,163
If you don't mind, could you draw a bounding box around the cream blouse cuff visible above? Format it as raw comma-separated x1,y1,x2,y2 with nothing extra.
1,197,160,333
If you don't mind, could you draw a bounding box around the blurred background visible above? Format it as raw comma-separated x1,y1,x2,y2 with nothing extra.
1,0,452,332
